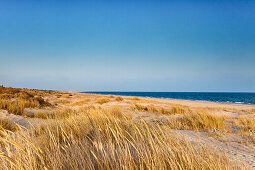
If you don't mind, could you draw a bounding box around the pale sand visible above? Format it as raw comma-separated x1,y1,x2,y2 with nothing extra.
1,91,255,168
129,96,255,110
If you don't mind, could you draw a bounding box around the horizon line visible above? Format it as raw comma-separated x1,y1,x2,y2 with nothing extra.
82,91,255,93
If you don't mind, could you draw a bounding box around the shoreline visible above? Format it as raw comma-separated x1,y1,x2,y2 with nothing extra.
80,92,255,109
1,87,255,168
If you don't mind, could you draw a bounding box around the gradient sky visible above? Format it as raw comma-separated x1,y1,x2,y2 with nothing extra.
0,0,255,91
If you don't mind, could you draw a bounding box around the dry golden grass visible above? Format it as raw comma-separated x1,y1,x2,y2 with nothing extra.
0,98,50,116
132,103,195,115
54,99,71,105
160,107,169,114
108,95,114,98
0,86,52,115
56,94,62,98
130,103,225,131
71,99,91,106
131,104,158,113
170,104,189,114
96,98,110,105
0,107,238,169
166,112,225,130
32,108,79,119
242,108,255,114
234,116,255,143
129,96,140,100
115,96,124,101
0,86,55,99
0,119,18,131
235,116,255,131
0,87,250,168
159,105,189,115
108,105,131,119
62,93,73,98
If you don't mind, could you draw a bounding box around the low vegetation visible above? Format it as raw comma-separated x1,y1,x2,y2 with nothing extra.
244,108,255,114
234,116,255,143
0,107,236,169
0,98,51,115
0,119,18,131
131,104,158,113
54,99,71,105
0,86,253,168
0,86,52,115
129,96,140,100
32,108,79,119
71,99,91,106
166,112,225,130
115,96,124,101
160,105,192,115
132,103,193,115
108,95,114,98
96,98,110,104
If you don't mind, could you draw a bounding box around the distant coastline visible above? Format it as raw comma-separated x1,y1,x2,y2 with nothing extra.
81,92,255,105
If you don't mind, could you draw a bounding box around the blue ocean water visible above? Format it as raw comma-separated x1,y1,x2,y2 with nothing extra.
82,92,255,105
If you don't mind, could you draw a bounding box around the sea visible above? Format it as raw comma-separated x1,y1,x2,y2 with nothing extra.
82,92,255,105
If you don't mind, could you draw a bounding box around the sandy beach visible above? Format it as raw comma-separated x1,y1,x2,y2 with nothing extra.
1,87,255,169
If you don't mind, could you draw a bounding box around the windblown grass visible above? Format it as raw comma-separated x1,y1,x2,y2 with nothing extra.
0,107,237,169
108,105,131,119
32,108,80,119
234,116,255,143
243,109,255,114
159,105,189,115
170,104,191,114
129,96,140,100
71,99,91,106
96,98,110,105
131,103,225,131
108,95,114,98
166,112,225,130
54,99,71,105
0,86,55,99
115,96,124,101
0,86,52,115
161,104,194,115
0,98,50,115
0,87,247,168
131,104,158,113
0,119,18,131
132,103,194,115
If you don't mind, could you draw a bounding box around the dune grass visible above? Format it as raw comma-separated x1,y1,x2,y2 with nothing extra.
159,105,190,115
0,97,51,115
131,103,158,113
0,86,52,115
166,112,225,130
0,98,50,116
0,87,249,168
0,119,18,131
71,99,91,106
129,96,140,100
170,104,190,114
115,96,124,101
54,99,71,105
243,108,255,114
108,95,114,98
132,103,195,116
234,116,255,143
0,107,237,169
131,103,225,131
32,108,79,119
96,98,110,105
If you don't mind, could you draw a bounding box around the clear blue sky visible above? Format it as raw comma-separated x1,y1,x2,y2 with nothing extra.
0,0,255,91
